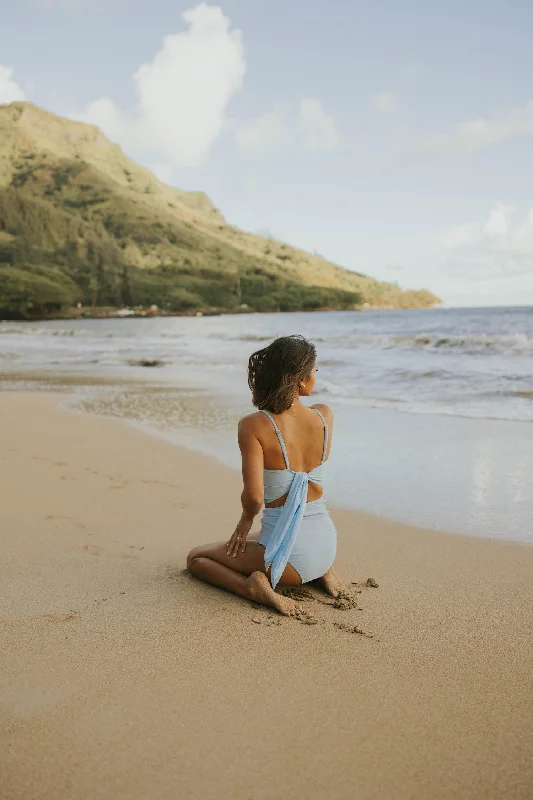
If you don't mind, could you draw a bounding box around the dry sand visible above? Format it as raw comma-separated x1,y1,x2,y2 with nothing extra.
1,392,532,800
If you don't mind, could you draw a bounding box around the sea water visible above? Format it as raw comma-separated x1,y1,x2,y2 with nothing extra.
1,307,532,541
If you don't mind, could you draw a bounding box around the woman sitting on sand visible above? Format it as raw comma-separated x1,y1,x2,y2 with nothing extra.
187,335,344,616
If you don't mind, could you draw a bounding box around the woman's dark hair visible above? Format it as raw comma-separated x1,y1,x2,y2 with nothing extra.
248,335,317,414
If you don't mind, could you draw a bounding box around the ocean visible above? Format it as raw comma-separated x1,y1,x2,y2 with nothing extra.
1,306,532,541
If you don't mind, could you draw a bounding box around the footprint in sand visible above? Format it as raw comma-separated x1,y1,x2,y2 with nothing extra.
333,621,375,639
45,515,89,535
81,545,101,556
295,610,320,625
140,479,181,490
251,613,283,626
43,611,79,623
107,475,130,489
251,609,320,626
84,467,130,490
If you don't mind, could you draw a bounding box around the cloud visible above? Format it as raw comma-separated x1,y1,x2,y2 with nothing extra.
236,108,289,154
236,98,340,155
72,4,245,173
440,204,533,278
299,98,340,151
417,101,533,155
0,65,26,104
373,91,398,114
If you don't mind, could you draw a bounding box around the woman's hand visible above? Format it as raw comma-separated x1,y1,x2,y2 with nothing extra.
226,515,254,558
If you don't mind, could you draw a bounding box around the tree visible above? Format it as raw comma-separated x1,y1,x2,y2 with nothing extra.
0,265,78,319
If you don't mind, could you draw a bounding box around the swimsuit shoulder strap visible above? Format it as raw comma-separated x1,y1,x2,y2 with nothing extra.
312,408,329,464
260,410,290,470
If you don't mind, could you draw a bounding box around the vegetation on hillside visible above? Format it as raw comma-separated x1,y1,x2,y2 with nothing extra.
0,102,440,319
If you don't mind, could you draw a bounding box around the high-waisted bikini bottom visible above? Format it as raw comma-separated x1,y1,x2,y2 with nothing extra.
257,498,337,584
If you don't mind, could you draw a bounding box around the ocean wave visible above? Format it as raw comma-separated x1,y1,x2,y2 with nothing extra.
325,332,533,355
399,369,450,381
315,378,352,398
497,390,533,400
0,325,114,338
235,334,272,343
3,323,531,356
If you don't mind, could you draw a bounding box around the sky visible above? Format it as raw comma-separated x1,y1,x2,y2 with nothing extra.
1,0,533,306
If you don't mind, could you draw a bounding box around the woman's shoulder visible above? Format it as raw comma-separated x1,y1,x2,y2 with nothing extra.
238,410,269,436
311,403,334,422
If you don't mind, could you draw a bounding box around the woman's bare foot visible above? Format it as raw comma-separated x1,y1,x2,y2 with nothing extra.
316,567,345,598
246,571,305,616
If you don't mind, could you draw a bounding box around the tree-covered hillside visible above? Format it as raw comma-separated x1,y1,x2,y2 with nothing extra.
0,102,440,318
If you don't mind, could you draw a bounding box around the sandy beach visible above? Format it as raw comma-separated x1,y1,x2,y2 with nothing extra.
1,391,533,800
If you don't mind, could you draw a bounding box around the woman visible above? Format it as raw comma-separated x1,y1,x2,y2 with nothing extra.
187,335,344,617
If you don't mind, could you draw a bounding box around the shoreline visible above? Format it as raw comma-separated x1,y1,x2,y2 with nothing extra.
0,302,441,323
1,372,532,542
2,390,533,799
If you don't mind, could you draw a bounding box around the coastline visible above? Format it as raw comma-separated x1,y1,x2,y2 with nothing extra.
0,298,440,324
2,391,533,799
2,370,533,541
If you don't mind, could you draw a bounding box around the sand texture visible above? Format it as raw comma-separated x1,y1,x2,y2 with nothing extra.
1,392,532,800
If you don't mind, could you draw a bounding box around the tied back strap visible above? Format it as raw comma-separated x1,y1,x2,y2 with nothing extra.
312,408,329,464
263,471,309,589
260,410,290,469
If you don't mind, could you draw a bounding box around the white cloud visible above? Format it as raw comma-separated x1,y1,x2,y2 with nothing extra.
417,101,533,155
299,98,340,151
440,204,533,278
0,65,26,104
72,4,246,174
236,98,340,155
236,108,289,154
373,91,398,113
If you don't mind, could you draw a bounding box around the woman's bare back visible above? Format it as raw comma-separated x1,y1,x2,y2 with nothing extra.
252,403,333,507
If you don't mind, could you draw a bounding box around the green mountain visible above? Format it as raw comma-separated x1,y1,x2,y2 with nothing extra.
0,102,439,318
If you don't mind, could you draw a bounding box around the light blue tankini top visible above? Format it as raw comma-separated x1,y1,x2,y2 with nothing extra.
260,408,329,588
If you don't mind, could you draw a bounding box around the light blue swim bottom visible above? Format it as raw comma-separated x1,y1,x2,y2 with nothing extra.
258,498,337,584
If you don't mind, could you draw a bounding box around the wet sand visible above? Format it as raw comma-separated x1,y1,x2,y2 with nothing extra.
1,392,532,800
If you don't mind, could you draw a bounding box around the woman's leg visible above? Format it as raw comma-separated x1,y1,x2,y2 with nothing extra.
186,538,303,616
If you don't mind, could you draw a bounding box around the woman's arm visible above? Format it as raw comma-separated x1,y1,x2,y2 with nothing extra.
238,416,265,519
226,416,264,557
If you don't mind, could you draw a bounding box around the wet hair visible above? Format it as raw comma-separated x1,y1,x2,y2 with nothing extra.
248,335,317,414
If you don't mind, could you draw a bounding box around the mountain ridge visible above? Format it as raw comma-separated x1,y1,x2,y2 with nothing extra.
0,101,440,318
